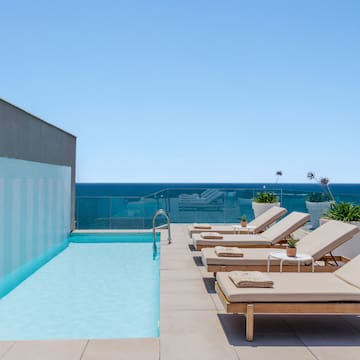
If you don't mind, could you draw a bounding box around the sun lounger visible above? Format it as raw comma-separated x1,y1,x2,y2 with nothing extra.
215,252,360,341
188,206,287,236
193,211,310,250
201,220,359,273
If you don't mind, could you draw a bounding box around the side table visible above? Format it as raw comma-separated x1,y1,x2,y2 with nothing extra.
267,251,314,272
232,224,256,236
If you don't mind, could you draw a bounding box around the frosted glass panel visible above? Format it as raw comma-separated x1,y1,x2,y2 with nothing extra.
0,157,71,279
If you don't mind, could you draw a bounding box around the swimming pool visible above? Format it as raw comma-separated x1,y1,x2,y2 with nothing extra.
0,233,160,340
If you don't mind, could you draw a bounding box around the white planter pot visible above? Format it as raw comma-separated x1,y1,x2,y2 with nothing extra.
252,202,280,218
320,218,360,259
305,201,331,229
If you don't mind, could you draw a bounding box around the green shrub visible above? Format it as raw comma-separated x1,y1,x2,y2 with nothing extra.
323,202,360,222
254,192,278,203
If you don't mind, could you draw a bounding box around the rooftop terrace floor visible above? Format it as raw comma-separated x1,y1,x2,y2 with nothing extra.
0,224,359,359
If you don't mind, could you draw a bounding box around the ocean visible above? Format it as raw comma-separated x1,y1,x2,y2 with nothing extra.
75,183,360,229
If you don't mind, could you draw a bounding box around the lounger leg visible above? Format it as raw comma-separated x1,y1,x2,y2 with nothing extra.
246,304,254,341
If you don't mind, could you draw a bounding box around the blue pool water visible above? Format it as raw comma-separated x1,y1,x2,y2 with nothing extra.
0,233,160,340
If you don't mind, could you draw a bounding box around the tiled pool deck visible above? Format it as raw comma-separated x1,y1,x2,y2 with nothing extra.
0,224,359,359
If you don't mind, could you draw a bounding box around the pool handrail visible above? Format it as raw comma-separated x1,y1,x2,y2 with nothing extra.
153,209,171,246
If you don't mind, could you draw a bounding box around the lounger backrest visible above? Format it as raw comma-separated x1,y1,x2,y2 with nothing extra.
261,211,310,244
335,253,360,289
248,206,287,232
297,220,360,260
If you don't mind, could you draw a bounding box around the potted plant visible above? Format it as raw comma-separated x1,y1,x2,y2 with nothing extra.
286,235,298,257
241,214,247,227
252,191,280,218
306,172,335,229
320,202,360,258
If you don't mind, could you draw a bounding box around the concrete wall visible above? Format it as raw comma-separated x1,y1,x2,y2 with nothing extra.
0,98,76,228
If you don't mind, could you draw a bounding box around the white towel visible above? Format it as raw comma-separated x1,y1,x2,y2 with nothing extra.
193,223,212,229
228,271,274,288
200,232,223,239
215,246,244,257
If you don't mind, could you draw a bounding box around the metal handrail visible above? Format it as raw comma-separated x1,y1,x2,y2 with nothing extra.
152,209,171,247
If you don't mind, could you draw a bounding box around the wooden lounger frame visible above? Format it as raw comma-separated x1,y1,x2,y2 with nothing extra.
208,255,350,274
215,282,360,341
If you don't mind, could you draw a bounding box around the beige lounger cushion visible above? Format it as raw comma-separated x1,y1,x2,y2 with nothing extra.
229,271,274,288
261,211,310,245
201,248,311,266
202,247,269,266
188,225,243,236
334,253,360,289
216,271,360,302
297,220,359,259
193,233,270,248
215,246,244,257
246,206,287,231
201,247,313,266
200,232,223,239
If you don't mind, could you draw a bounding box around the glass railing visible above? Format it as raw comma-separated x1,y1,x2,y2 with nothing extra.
75,186,360,230
75,187,274,229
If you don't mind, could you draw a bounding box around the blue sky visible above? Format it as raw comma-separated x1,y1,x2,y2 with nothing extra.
1,1,359,183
